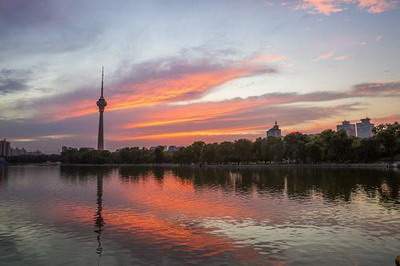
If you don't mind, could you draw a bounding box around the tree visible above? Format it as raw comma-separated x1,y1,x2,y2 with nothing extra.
216,141,235,163
284,132,308,163
374,122,400,161
234,139,253,163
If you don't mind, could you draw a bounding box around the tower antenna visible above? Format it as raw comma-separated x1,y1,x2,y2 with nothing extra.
101,66,104,98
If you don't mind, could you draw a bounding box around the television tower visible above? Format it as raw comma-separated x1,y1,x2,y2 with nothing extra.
97,66,107,150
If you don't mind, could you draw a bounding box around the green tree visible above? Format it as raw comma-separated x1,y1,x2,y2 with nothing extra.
234,139,253,163
374,122,400,161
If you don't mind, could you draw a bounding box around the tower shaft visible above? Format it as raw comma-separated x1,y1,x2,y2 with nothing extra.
97,111,104,150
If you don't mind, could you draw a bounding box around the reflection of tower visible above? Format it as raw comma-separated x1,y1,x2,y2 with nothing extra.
97,67,107,150
94,173,105,257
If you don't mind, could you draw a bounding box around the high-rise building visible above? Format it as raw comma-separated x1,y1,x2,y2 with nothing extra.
266,121,282,138
97,67,107,150
0,139,10,157
356,118,374,138
336,120,356,137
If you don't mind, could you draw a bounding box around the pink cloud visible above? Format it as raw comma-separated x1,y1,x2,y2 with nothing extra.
357,0,396,13
314,51,351,61
300,0,397,15
301,0,344,15
314,50,335,61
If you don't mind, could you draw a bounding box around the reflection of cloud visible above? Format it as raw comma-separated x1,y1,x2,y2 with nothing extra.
50,202,261,262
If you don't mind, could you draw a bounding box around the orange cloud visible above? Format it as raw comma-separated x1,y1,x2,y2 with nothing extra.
301,0,344,15
49,62,272,121
113,126,266,141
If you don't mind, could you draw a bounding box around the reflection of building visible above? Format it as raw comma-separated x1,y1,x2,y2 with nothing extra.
97,67,107,150
337,120,356,137
266,121,282,138
0,139,10,157
356,118,374,138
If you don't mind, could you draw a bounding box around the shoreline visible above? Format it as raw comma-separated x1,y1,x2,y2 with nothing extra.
55,162,399,169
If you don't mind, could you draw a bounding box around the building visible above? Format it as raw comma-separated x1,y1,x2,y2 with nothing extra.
266,121,282,138
96,67,107,150
356,118,374,138
9,147,27,156
0,139,11,157
336,120,356,137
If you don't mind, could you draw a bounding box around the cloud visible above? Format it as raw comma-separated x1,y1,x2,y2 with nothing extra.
2,80,399,151
314,51,350,62
352,81,400,96
42,56,277,121
357,0,396,13
123,91,349,129
110,103,358,144
314,51,335,61
299,0,398,15
249,54,288,64
300,0,344,15
334,55,351,61
0,0,103,55
0,69,31,94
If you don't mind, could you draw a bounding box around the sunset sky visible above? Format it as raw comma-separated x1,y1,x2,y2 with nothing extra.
0,0,399,153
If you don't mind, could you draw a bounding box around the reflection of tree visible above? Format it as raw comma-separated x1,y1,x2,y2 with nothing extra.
59,165,113,184
167,166,400,204
118,166,165,184
0,166,8,187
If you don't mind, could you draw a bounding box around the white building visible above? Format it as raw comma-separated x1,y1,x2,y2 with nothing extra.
337,120,356,137
266,121,282,138
356,118,374,138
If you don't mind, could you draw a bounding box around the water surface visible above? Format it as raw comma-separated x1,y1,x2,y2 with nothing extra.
0,165,399,265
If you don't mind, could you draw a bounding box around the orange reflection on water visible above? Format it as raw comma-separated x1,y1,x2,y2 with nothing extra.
54,203,262,263
115,173,256,218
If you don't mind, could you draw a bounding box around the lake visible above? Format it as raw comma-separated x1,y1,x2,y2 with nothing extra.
0,165,399,265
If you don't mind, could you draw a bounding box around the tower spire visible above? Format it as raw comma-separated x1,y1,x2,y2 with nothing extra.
101,66,104,98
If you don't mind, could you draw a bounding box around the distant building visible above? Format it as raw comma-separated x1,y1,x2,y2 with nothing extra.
356,118,374,138
0,139,11,157
10,147,27,156
336,120,356,137
167,146,179,152
266,121,282,138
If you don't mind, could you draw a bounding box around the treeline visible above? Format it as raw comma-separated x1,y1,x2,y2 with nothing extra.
6,154,61,163
61,122,400,164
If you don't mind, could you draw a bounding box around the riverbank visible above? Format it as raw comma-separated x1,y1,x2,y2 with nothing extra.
58,162,399,169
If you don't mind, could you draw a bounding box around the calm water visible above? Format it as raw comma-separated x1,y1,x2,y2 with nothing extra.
0,166,399,266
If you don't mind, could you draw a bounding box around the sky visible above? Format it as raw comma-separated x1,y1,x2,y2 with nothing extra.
0,0,399,153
